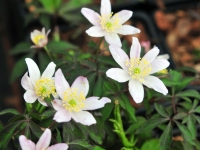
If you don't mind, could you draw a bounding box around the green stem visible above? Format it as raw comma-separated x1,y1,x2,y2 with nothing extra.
25,103,32,113
44,46,53,60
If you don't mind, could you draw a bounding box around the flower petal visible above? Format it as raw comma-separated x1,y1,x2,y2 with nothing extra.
130,37,141,59
157,54,170,60
24,90,38,103
129,79,144,103
116,25,140,35
86,26,106,37
142,75,168,95
141,46,159,64
19,135,36,150
25,58,41,87
55,69,70,99
52,99,65,111
21,72,34,90
82,97,111,110
48,143,69,150
150,58,170,74
105,33,121,47
42,62,56,78
38,97,48,106
53,110,71,123
36,129,51,150
109,45,129,71
100,0,111,15
112,10,132,24
46,29,51,36
42,27,45,35
71,111,96,126
106,68,131,82
71,76,89,97
81,8,101,26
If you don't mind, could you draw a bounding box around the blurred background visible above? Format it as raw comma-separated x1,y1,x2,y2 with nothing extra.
0,0,200,122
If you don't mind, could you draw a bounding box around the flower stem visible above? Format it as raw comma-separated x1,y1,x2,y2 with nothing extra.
44,46,53,60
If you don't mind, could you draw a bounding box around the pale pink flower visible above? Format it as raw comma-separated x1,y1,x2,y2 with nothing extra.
30,27,50,48
81,0,140,47
106,37,169,103
52,69,111,126
19,128,68,150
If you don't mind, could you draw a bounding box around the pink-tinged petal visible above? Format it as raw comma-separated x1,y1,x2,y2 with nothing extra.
48,143,69,150
105,33,122,47
71,76,89,97
55,69,70,99
100,0,111,15
106,68,131,82
109,45,129,71
52,99,65,111
36,129,51,150
112,10,132,24
46,29,51,36
21,72,34,90
129,79,144,103
71,111,96,126
53,110,71,123
30,32,34,42
41,62,56,78
24,90,38,103
81,8,101,26
142,75,168,95
86,26,106,37
82,97,111,110
19,135,36,150
157,54,170,60
116,25,140,35
25,58,41,87
42,27,45,35
130,37,141,59
38,97,48,106
141,46,159,64
150,58,170,74
30,45,41,49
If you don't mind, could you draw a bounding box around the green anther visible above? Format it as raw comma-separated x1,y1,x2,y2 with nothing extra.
41,86,47,93
68,99,76,107
106,22,112,29
133,68,140,74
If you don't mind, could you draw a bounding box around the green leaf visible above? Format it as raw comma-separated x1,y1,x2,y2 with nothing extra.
101,102,114,122
170,70,182,82
176,77,195,92
29,120,43,138
38,49,51,72
136,118,168,134
181,97,192,102
25,125,31,139
175,121,195,145
173,112,187,120
40,109,55,119
0,121,23,149
187,115,196,139
97,56,118,66
176,89,200,99
69,139,92,149
191,99,199,110
0,109,19,115
92,146,105,150
159,122,172,150
193,115,200,124
190,106,200,113
87,73,96,96
154,103,170,118
161,78,180,87
178,101,192,111
10,42,32,55
125,117,146,134
141,139,160,150
56,128,62,143
93,76,103,97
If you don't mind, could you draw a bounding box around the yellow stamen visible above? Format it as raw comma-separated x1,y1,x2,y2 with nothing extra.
33,34,45,45
62,88,85,112
126,58,152,82
158,69,168,75
35,78,56,100
99,12,121,33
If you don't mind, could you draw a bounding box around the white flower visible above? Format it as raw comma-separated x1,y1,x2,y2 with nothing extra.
52,69,111,126
19,128,68,150
30,27,50,48
81,0,140,47
106,37,169,103
21,58,56,106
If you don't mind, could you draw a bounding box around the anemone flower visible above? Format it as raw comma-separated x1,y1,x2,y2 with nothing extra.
30,27,50,48
106,37,169,103
21,58,56,106
19,128,68,150
52,69,111,126
81,0,140,47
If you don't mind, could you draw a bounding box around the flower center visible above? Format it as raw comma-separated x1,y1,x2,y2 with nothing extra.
126,58,152,82
33,34,45,45
99,12,121,33
35,78,56,100
62,88,85,112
